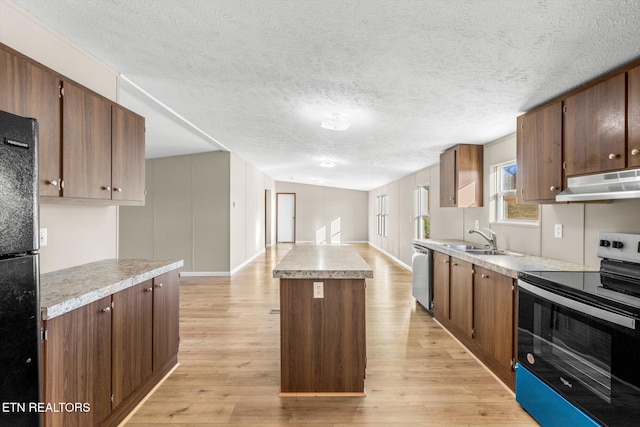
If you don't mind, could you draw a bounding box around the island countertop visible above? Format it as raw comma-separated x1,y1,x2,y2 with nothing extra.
41,258,184,320
273,245,373,279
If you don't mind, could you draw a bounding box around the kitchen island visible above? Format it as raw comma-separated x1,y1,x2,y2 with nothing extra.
273,245,373,396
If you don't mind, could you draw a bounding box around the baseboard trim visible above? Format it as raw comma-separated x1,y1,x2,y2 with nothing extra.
179,248,267,277
294,240,370,244
116,362,180,427
367,242,412,271
231,248,266,275
180,271,230,277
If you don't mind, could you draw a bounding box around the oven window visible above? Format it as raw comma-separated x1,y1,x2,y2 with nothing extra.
533,303,612,402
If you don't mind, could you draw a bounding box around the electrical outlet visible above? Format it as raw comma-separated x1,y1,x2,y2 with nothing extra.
554,224,563,239
39,228,48,247
475,219,480,229
313,282,324,299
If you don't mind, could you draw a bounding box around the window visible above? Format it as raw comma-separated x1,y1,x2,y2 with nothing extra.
494,162,539,224
415,185,430,239
376,195,388,237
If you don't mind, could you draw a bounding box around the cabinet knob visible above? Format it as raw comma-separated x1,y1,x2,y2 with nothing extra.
113,187,123,192
632,148,640,156
481,274,489,278
443,260,449,264
449,197,455,201
102,186,111,191
550,186,557,191
145,287,153,293
46,180,58,186
155,283,163,288
101,307,111,313
452,262,458,266
608,153,620,160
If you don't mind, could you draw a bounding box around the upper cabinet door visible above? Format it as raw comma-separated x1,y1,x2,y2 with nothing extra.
456,144,483,207
439,148,457,207
563,73,626,176
628,66,640,168
517,102,562,203
0,48,62,197
439,145,483,207
62,80,112,199
112,105,145,203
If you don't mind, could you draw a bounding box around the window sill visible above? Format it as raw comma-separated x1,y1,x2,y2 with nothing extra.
493,220,540,228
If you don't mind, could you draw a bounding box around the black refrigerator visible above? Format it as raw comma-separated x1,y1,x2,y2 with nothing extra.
0,110,41,426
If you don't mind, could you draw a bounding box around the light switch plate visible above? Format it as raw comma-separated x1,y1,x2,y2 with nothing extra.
40,228,48,247
313,282,324,298
554,224,563,239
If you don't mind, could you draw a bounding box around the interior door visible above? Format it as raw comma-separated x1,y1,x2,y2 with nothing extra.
277,193,295,243
265,189,272,247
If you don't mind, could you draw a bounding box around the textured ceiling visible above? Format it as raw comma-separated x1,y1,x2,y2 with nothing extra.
12,0,640,190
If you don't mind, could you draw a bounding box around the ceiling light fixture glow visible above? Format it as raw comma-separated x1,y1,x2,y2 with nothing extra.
320,160,336,168
320,113,350,131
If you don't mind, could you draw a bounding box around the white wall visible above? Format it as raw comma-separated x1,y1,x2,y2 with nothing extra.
120,152,275,275
229,152,276,272
122,152,225,273
275,182,368,243
370,133,640,269
1,0,119,273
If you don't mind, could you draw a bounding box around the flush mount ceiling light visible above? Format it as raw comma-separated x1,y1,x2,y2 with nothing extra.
320,160,336,168
320,113,350,131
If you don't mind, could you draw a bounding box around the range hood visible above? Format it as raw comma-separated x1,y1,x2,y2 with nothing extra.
556,168,640,202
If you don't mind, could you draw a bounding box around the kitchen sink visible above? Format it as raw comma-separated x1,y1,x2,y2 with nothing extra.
442,244,525,257
467,248,525,257
442,244,484,251
465,248,505,255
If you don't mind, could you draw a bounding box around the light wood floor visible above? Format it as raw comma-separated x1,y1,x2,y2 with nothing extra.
125,243,537,426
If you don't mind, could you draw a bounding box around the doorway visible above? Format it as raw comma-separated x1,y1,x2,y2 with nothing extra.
265,189,272,247
276,193,296,243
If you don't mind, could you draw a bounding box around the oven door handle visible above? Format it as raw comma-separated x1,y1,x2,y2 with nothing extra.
519,280,636,330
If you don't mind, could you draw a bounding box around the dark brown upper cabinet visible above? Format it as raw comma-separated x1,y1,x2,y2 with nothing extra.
62,80,113,200
628,65,640,168
112,104,146,203
439,144,483,207
0,48,62,197
516,102,563,203
563,73,626,177
1,43,145,205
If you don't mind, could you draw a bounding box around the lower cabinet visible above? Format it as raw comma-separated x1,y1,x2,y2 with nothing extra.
450,258,473,337
473,266,516,376
153,271,180,371
42,297,112,427
432,252,517,389
42,270,180,427
112,280,153,408
433,251,450,320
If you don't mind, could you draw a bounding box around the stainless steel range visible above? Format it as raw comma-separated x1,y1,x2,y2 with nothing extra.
516,232,640,427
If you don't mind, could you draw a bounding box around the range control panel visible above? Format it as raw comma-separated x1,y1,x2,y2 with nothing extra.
597,232,640,263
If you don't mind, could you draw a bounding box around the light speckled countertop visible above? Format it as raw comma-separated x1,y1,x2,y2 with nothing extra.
413,238,597,278
273,245,373,279
41,258,184,320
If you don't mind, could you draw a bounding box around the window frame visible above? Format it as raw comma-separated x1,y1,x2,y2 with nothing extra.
492,161,539,226
415,185,430,239
376,194,388,237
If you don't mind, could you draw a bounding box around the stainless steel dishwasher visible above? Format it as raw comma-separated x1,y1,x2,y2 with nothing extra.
412,243,433,315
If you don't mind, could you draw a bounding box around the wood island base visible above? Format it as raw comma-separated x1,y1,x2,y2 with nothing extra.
279,391,367,397
273,245,373,396
279,278,367,394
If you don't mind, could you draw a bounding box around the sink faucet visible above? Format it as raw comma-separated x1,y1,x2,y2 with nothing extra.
468,228,497,251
